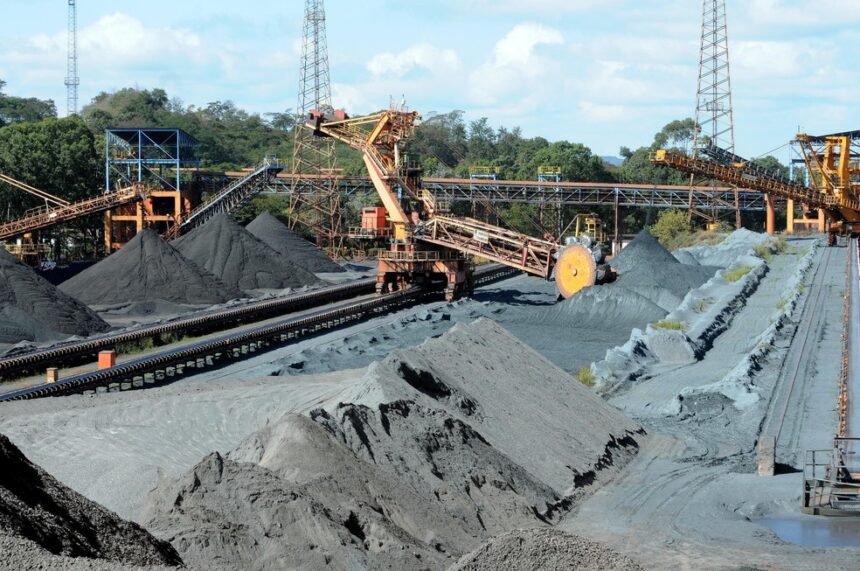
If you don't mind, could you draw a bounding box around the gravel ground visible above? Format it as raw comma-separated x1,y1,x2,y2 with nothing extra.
447,528,644,571
0,433,181,569
560,240,860,569
141,320,643,570
2,232,856,569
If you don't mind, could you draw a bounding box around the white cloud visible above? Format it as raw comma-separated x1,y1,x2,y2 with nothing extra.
367,43,460,77
468,23,564,105
460,0,622,13
733,40,825,79
579,100,626,122
749,0,860,25
29,12,204,67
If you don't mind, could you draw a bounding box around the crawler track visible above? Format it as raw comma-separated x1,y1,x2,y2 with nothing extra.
0,265,517,400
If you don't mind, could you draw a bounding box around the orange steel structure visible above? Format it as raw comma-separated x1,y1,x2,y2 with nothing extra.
309,107,613,300
652,133,860,239
0,172,148,242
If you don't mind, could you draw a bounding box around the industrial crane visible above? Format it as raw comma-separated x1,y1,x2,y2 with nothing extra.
651,131,860,241
0,172,148,241
307,107,615,301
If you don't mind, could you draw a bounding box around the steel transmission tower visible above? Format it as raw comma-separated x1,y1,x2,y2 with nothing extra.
290,0,342,256
690,0,741,228
64,0,80,117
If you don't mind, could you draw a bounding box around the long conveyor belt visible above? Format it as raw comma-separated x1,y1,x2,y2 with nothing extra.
0,278,377,381
0,265,518,400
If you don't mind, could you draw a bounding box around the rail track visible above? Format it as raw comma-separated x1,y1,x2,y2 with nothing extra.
0,265,517,401
0,278,377,381
766,243,837,454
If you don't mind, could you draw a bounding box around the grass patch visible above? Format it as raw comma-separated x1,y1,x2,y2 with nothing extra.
723,265,753,283
115,332,187,356
116,337,155,355
662,230,728,252
576,367,595,387
654,319,685,331
753,236,792,262
752,243,773,262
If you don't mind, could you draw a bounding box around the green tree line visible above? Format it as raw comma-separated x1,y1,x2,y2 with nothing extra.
0,82,788,237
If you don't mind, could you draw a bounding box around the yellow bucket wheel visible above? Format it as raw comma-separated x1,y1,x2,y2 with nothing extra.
554,244,600,299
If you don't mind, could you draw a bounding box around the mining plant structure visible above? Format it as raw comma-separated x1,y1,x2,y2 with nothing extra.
652,131,860,244
307,106,615,301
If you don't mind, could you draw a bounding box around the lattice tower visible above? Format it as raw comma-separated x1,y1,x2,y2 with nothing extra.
690,0,740,228
64,0,80,117
290,0,342,256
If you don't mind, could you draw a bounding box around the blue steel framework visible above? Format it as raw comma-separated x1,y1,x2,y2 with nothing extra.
106,128,200,193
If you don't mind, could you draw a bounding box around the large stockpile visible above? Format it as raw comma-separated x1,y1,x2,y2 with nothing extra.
0,433,182,569
174,214,321,291
0,248,109,346
676,228,770,268
59,229,240,306
246,212,345,273
448,528,644,571
546,230,719,326
143,319,644,570
609,229,720,312
507,230,719,372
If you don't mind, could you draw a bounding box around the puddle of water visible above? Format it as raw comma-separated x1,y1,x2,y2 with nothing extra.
757,516,860,547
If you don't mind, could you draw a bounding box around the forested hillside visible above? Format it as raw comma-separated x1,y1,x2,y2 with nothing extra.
0,82,783,240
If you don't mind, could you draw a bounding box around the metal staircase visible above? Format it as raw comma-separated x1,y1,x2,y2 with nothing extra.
165,156,282,239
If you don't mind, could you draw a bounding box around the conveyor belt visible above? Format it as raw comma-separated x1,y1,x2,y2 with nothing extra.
0,279,376,380
0,265,518,400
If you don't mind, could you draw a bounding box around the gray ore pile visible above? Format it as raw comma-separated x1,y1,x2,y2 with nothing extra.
0,248,108,347
142,319,645,570
247,212,345,273
173,214,322,291
0,433,182,570
449,528,645,571
60,229,240,306
504,229,719,372
546,230,719,327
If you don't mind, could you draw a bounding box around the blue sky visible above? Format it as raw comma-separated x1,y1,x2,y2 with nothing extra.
0,0,858,160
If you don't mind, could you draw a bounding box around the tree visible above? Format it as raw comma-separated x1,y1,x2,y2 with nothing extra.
750,155,789,180
0,79,57,127
408,110,468,171
264,111,296,133
652,118,696,152
649,209,691,246
467,117,496,163
616,119,697,185
522,141,612,183
0,116,101,218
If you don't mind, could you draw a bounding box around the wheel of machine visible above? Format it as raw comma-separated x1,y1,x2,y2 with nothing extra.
554,244,598,299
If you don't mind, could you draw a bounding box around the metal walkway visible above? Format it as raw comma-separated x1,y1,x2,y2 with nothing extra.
0,184,147,240
247,174,775,211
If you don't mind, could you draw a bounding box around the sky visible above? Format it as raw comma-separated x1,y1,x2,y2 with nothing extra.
0,0,858,160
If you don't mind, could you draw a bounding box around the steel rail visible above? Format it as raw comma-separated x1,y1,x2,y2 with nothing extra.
0,265,517,400
0,278,376,380
773,245,836,447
